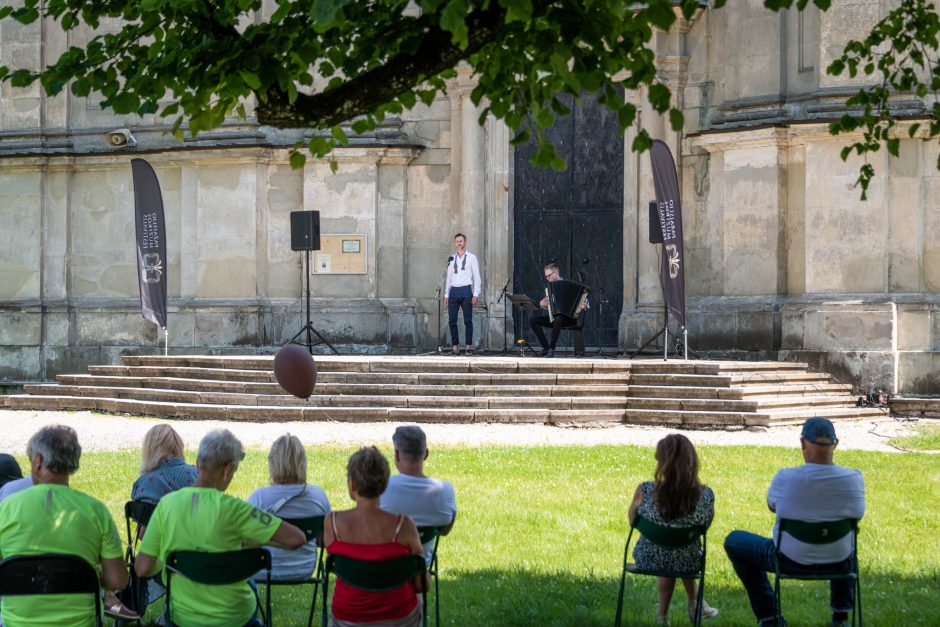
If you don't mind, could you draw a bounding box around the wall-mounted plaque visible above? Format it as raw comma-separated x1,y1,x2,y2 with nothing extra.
313,234,367,274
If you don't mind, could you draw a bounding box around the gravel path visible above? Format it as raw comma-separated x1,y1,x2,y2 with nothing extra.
0,409,926,454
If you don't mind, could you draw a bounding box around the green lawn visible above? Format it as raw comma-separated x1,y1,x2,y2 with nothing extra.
890,423,940,452
21,443,939,626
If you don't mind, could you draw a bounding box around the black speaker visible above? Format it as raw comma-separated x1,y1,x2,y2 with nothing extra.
648,201,663,244
290,211,320,251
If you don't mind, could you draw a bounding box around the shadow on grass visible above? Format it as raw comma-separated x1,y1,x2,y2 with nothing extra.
133,567,939,626
428,567,938,626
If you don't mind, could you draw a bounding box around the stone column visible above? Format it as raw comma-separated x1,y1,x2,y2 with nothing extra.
448,64,488,347
483,116,512,349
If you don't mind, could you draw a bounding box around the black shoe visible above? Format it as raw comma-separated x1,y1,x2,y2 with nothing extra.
543,349,555,358
831,611,849,627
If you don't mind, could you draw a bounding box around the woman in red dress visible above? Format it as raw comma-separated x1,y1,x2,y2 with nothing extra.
325,446,426,627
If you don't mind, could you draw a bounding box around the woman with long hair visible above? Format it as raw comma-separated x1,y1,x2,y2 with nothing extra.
628,434,718,626
132,424,197,503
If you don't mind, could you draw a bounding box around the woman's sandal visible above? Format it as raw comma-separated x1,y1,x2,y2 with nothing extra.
104,598,140,621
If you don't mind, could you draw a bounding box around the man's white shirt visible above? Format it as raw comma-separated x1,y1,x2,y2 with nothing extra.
380,473,457,562
445,251,481,297
767,462,865,564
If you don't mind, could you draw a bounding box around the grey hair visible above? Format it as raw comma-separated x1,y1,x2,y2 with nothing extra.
197,429,245,471
28,425,81,475
392,425,427,463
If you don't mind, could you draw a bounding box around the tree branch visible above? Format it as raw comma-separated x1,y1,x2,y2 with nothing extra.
255,5,506,129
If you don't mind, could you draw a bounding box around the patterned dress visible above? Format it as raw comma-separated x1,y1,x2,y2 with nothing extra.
632,481,714,574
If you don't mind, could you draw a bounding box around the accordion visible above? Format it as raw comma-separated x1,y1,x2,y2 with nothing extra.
545,280,589,322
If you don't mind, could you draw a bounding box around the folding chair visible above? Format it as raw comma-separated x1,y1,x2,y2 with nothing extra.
0,553,103,626
322,553,427,627
418,526,442,627
560,312,586,356
774,518,862,626
165,548,272,627
264,515,325,627
614,514,708,627
120,500,158,623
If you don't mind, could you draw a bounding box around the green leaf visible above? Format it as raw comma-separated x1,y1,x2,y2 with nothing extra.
668,108,684,132
239,70,262,90
289,151,307,169
330,125,349,146
441,0,469,48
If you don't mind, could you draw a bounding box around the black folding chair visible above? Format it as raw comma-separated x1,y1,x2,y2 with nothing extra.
614,514,708,627
0,553,103,626
264,515,325,627
120,499,158,623
322,553,427,627
774,518,862,626
165,548,272,626
418,526,442,627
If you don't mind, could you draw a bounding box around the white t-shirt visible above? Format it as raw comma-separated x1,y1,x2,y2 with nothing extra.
380,473,457,561
0,475,33,503
767,463,865,564
246,483,331,580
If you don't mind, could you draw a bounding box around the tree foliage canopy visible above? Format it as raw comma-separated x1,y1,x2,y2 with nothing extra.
1,0,935,191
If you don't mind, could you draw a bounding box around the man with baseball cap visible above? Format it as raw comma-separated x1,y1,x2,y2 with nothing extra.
723,417,865,627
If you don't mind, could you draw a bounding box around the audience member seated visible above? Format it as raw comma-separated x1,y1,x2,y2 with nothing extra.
134,429,306,627
131,424,198,504
628,434,718,626
0,425,128,626
380,425,457,562
0,454,23,489
724,417,865,627
0,450,34,503
247,433,331,581
325,446,425,627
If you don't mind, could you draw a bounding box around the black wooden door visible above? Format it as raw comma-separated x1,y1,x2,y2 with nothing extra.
513,92,624,348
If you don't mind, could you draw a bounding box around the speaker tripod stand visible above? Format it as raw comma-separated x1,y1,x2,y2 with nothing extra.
289,248,338,355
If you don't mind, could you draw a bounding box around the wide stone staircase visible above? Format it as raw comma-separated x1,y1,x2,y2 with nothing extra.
1,354,885,427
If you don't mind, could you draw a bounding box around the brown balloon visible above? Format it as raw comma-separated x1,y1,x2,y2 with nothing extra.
273,344,317,399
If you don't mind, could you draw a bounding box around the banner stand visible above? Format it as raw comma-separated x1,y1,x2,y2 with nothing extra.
164,327,168,356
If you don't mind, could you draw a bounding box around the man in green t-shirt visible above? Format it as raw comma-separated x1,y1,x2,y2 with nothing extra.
136,429,305,627
0,425,127,626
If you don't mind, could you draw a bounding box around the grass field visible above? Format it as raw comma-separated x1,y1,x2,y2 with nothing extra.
890,423,940,452
14,442,938,626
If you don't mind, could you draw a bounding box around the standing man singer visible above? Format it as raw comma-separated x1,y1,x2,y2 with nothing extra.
444,233,481,355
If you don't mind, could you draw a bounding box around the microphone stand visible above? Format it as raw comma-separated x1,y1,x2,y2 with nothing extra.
496,277,511,354
434,265,449,353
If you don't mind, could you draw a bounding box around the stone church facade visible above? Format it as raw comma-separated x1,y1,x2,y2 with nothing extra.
1,1,937,393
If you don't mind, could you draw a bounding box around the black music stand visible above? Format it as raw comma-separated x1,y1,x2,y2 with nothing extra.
509,294,539,357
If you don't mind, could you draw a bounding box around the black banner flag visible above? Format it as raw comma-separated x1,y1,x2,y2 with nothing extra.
649,140,687,327
131,158,168,329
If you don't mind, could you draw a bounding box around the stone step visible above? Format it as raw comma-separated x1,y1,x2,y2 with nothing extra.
628,372,831,387
5,395,627,424
629,360,808,374
625,395,868,413
122,354,630,375
23,385,628,410
89,365,631,386
54,377,632,398
628,383,851,400
888,397,940,418
621,405,885,428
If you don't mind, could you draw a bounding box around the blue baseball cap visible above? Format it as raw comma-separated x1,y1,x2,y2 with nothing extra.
801,417,838,445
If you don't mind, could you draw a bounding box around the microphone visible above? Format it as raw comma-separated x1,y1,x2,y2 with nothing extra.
447,255,454,264
581,258,590,265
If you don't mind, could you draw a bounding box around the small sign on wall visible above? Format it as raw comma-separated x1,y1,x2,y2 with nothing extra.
313,234,367,274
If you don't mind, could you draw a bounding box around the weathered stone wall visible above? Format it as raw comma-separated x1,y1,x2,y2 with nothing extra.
2,0,938,394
